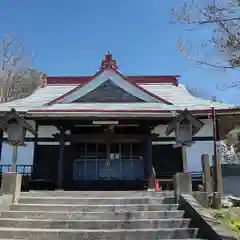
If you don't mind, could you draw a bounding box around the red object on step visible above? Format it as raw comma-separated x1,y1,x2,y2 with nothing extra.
155,179,161,192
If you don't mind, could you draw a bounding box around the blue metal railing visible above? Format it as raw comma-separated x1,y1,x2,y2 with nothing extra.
0,165,32,176
0,165,203,189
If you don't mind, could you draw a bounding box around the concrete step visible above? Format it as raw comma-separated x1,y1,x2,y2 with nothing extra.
18,196,175,205
0,238,204,240
1,210,185,220
21,190,174,198
0,218,191,229
10,203,179,212
0,228,198,239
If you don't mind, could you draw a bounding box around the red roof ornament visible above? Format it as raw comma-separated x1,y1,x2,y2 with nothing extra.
100,52,118,70
40,73,47,88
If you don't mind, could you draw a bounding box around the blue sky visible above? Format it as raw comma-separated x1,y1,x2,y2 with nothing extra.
0,0,239,104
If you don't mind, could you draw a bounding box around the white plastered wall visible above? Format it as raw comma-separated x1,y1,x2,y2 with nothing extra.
0,124,59,165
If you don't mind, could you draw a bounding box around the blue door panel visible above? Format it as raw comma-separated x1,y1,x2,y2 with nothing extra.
73,143,145,181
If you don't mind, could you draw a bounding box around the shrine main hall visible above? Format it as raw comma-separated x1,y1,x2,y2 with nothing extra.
0,54,238,190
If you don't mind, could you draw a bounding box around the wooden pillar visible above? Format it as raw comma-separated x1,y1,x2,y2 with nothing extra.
145,136,154,189
57,127,65,189
32,122,39,180
0,130,3,162
216,117,220,141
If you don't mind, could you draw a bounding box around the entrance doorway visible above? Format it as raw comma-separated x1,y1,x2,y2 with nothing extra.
73,142,145,190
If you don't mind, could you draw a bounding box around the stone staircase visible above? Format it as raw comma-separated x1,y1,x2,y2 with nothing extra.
0,191,203,240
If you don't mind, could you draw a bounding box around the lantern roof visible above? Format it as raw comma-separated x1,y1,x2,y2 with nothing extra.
0,108,36,135
165,109,204,136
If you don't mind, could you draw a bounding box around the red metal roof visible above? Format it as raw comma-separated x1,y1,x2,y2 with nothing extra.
46,75,179,85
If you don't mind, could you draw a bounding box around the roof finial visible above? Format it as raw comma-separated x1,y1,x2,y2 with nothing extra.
100,52,117,70
40,73,47,88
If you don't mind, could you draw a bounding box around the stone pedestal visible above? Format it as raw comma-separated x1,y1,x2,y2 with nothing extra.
193,191,210,208
212,192,222,209
173,172,192,203
1,172,22,203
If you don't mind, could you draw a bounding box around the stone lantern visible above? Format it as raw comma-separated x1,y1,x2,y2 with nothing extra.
165,109,204,172
0,108,36,172
165,109,204,147
0,108,36,203
0,108,35,147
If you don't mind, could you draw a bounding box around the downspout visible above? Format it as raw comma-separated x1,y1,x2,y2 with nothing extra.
211,107,218,193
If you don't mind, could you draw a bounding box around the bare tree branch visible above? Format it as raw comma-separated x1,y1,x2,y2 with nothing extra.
186,85,220,101
196,17,240,25
0,34,41,103
217,80,240,90
176,40,236,69
171,0,240,69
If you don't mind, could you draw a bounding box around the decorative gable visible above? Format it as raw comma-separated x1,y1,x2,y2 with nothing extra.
47,53,173,105
73,79,144,103
57,71,163,104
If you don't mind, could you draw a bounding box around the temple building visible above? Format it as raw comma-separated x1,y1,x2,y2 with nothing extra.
0,53,239,190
